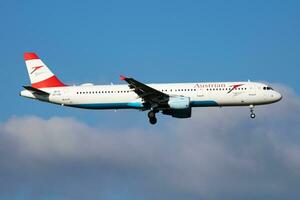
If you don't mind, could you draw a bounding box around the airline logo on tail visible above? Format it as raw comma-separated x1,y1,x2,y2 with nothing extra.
30,66,44,74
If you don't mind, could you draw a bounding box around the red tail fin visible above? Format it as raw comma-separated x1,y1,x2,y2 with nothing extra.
24,52,67,88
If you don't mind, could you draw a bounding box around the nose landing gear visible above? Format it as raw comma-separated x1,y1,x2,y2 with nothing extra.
148,110,158,125
249,105,256,119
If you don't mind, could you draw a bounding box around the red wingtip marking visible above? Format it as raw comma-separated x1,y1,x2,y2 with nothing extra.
24,52,39,60
120,75,126,80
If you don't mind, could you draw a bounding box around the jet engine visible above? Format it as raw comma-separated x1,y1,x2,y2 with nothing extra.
163,96,192,118
168,96,190,109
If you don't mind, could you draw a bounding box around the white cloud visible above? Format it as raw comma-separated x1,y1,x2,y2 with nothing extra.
0,84,300,200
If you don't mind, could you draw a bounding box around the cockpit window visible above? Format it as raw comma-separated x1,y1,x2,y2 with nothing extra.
263,86,273,90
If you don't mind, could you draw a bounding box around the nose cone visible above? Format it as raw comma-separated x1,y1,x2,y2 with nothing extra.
274,91,282,102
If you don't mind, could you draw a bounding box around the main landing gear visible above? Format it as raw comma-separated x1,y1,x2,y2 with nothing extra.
249,104,256,119
148,110,158,125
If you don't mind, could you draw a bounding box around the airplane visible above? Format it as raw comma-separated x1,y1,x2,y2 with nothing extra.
20,52,282,125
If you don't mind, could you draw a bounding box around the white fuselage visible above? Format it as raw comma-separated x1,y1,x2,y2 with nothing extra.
21,81,282,110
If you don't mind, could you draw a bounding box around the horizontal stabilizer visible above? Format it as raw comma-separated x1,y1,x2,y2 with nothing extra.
23,85,49,96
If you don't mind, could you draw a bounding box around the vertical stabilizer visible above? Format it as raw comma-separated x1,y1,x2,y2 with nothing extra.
24,52,66,88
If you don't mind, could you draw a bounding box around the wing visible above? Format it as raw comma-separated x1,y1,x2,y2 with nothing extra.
120,75,169,108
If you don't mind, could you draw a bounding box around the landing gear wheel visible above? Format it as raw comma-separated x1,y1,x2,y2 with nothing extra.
249,105,256,119
148,111,156,118
149,117,157,125
148,110,158,125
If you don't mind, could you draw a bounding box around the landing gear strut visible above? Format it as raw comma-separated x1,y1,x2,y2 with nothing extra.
249,105,256,119
148,110,158,125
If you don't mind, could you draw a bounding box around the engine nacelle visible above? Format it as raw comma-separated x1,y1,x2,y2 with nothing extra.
164,96,192,118
168,96,190,109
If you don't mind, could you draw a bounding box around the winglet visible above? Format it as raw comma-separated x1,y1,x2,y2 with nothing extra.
120,75,127,81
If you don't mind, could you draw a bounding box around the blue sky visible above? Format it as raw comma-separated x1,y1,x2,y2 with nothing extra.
0,0,299,125
0,1,300,200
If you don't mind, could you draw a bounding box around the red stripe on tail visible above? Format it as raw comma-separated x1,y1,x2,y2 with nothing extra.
24,52,40,60
32,76,66,88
